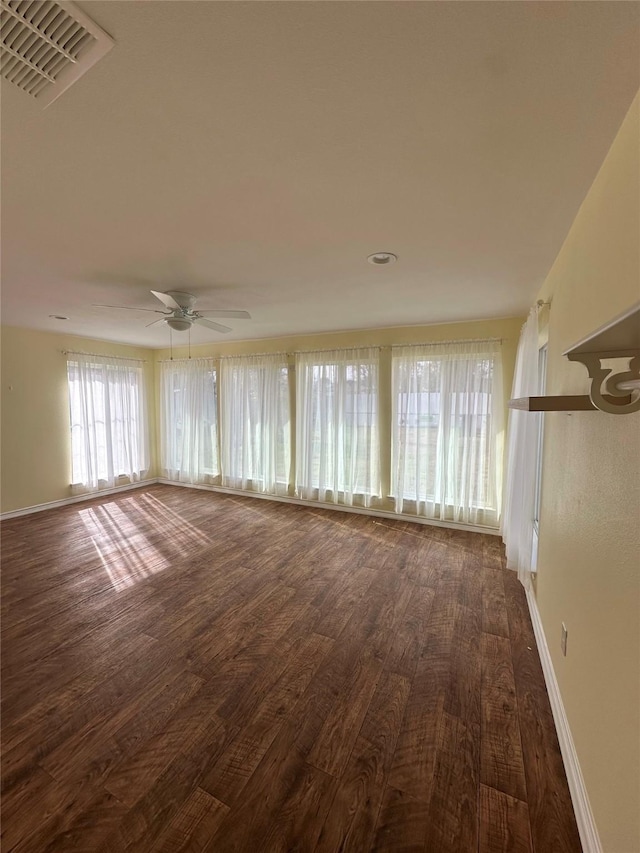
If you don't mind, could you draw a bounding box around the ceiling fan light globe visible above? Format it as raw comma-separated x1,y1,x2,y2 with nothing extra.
166,317,192,331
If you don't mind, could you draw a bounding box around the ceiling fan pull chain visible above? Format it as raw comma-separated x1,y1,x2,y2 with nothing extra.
188,326,192,360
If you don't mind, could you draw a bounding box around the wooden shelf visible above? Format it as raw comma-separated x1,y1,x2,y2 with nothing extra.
511,302,640,415
508,394,631,412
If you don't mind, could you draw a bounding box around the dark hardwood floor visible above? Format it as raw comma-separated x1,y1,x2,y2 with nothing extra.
1,485,582,852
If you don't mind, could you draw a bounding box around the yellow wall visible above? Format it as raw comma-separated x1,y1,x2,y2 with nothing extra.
0,327,158,514
1,317,522,516
535,93,640,852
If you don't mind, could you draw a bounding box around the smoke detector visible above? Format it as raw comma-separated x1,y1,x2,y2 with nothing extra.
1,0,114,107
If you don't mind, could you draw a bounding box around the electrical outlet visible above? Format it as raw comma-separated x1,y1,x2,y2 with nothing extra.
561,623,568,656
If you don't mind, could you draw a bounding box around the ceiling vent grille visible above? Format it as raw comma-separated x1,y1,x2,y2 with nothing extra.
1,0,113,106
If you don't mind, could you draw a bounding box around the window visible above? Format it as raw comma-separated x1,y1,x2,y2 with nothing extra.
67,354,148,492
392,340,503,526
295,349,380,506
219,355,290,494
160,358,219,484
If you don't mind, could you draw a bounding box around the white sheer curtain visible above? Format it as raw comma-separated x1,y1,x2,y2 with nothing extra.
67,354,149,493
219,354,290,495
160,358,219,484
296,348,380,507
502,308,540,585
392,340,503,526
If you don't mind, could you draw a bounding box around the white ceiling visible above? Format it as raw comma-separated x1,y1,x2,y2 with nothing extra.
2,1,639,348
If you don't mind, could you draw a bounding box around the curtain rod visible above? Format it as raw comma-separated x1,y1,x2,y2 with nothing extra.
288,345,381,356
159,338,502,363
391,337,502,348
62,350,147,363
217,351,288,360
158,351,288,363
157,355,218,364
288,339,501,355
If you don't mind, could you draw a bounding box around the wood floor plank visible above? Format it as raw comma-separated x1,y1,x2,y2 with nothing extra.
315,671,411,852
0,767,62,851
103,692,232,808
482,534,506,570
201,721,336,852
211,611,323,729
200,632,333,803
314,734,387,853
385,673,444,802
42,669,205,787
1,631,158,757
359,670,413,768
149,787,229,853
1,633,178,794
115,713,238,850
444,601,482,725
1,594,165,715
480,784,533,853
424,710,480,853
307,654,383,778
0,486,581,852
482,565,511,638
481,632,527,801
307,585,412,780
386,578,458,800
13,786,128,853
313,565,378,639
372,785,430,852
384,585,435,679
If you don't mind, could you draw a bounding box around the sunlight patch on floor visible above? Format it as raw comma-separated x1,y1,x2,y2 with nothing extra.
79,503,170,591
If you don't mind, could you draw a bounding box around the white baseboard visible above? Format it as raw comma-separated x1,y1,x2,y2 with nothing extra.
156,478,502,536
525,587,602,853
2,476,501,536
0,479,160,520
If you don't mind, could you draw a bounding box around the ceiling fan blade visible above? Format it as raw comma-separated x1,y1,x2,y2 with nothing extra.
146,317,167,328
93,303,165,314
197,310,251,319
151,290,182,311
194,318,232,333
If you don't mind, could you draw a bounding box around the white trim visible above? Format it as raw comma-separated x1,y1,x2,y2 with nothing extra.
0,479,160,520
525,587,602,853
156,479,501,536
530,526,539,573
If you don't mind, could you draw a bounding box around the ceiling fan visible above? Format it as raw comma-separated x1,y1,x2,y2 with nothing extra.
93,290,251,333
